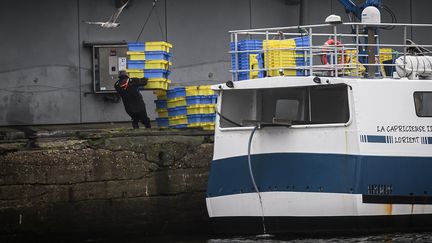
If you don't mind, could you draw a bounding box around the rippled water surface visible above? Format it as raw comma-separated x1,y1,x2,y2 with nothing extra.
4,232,432,242
139,232,432,243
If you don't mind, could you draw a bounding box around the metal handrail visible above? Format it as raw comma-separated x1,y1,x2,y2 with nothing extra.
229,22,432,80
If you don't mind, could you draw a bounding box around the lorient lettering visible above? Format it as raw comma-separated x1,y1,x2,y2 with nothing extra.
394,136,420,144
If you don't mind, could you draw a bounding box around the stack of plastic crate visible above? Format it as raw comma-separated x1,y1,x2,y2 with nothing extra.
166,87,188,129
126,42,173,90
379,48,395,77
263,36,310,77
159,86,216,130
230,40,264,80
185,85,217,130
154,90,169,128
294,36,310,76
343,49,366,77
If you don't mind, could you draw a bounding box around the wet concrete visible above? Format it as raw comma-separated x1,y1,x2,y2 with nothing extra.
0,123,214,236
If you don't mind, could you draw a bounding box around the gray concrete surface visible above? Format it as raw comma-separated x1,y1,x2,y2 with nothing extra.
0,0,431,126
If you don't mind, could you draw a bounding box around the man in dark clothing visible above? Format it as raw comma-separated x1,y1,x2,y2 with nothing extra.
115,71,151,129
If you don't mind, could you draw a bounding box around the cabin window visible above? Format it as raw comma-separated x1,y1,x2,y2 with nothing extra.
219,84,349,128
414,92,432,117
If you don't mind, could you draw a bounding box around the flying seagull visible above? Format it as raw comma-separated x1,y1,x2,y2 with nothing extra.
84,0,129,28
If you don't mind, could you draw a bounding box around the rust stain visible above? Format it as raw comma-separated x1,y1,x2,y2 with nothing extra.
384,203,393,215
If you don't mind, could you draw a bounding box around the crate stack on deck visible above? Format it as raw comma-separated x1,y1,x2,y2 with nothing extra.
263,36,310,77
154,86,217,130
230,40,264,81
126,41,172,90
230,36,310,80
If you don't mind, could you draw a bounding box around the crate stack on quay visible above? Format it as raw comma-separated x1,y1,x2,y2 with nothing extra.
230,36,310,80
126,41,173,90
154,86,217,130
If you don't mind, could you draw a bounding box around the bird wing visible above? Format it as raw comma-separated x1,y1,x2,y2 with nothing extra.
107,0,129,23
83,21,105,25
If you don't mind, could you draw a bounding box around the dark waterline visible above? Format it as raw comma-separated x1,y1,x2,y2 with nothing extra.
3,232,432,243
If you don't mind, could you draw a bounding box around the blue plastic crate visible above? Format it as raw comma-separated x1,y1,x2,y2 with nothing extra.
154,99,167,109
186,95,217,105
187,114,216,123
127,60,145,69
156,117,169,127
168,106,187,117
128,42,145,51
143,69,171,79
172,124,188,129
238,40,263,48
257,53,265,78
238,73,249,81
145,51,172,61
296,70,306,76
294,36,310,47
230,40,263,71
167,87,186,99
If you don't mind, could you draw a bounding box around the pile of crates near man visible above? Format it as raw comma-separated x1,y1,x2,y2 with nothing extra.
230,36,310,80
154,90,169,128
154,86,217,130
126,41,172,90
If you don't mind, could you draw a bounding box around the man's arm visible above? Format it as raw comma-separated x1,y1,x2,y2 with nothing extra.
129,77,148,86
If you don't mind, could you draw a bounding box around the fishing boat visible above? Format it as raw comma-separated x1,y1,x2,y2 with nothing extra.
206,17,432,234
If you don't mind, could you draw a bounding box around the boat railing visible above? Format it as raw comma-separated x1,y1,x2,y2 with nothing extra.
229,22,432,81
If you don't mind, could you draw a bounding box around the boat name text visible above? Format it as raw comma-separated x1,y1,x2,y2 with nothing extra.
376,125,432,133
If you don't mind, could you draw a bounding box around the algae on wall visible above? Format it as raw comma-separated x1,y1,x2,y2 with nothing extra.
0,128,214,235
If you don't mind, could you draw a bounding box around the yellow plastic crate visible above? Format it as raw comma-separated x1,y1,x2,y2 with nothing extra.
343,49,366,77
379,48,393,63
127,69,144,78
187,122,215,130
145,41,173,52
144,60,172,70
169,115,187,126
198,86,214,95
167,97,186,108
185,85,214,96
263,39,296,60
187,104,216,115
185,86,199,96
144,79,170,90
249,54,259,79
267,69,297,77
201,122,215,130
156,108,168,118
154,90,167,99
127,51,145,60
263,39,298,77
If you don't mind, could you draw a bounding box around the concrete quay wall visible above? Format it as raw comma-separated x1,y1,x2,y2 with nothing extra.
0,127,214,236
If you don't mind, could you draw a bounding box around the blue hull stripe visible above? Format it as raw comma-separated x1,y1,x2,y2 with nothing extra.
207,153,432,198
366,135,386,143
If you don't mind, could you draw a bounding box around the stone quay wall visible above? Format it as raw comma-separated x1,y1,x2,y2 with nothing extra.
0,127,214,236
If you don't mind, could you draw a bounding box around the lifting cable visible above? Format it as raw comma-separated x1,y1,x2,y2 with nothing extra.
135,0,161,41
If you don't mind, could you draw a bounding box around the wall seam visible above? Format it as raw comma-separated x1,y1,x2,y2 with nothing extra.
77,0,83,123
165,0,168,42
249,0,252,29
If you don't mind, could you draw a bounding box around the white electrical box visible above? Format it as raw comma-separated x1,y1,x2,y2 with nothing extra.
118,57,127,71
91,44,128,93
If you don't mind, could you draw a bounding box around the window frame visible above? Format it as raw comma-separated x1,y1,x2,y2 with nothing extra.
413,91,432,118
217,84,353,131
